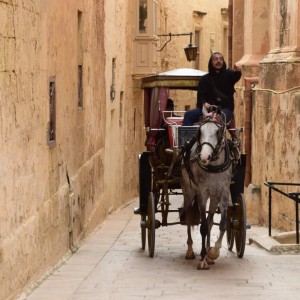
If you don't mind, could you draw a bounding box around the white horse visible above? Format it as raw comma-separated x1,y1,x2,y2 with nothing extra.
180,111,232,270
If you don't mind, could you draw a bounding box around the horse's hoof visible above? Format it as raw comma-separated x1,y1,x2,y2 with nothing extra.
207,247,220,260
185,252,195,260
206,256,215,265
197,261,209,270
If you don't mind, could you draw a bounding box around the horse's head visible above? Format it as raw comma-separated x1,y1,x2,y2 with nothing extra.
202,105,223,123
198,117,225,166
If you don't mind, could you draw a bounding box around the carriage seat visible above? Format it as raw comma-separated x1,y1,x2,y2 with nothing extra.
167,123,199,149
165,116,184,125
165,117,183,149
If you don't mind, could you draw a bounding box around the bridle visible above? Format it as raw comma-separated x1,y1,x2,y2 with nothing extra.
191,117,231,173
198,118,225,162
182,112,232,186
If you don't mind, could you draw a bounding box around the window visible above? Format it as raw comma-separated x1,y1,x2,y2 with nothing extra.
139,0,148,34
133,0,158,74
223,27,228,63
110,58,116,101
210,32,215,53
152,0,157,35
78,65,83,107
133,107,136,139
119,91,124,127
194,29,201,69
78,10,83,108
48,77,56,146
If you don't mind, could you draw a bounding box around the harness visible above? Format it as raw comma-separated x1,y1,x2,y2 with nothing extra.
182,117,233,185
192,141,232,173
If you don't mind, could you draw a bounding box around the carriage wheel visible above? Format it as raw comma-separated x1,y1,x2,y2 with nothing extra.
147,192,156,257
234,193,247,258
141,214,146,250
226,206,234,251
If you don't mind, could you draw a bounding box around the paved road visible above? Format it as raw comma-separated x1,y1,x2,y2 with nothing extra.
18,196,300,300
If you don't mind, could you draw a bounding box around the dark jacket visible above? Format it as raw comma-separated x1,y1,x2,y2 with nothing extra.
197,62,241,111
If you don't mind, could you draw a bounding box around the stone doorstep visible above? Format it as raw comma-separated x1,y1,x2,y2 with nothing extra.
249,231,300,254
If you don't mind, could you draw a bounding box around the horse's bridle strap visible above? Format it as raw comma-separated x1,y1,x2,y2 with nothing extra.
190,119,231,173
196,142,232,173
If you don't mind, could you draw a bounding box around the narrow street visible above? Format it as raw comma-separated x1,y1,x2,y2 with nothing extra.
18,196,300,300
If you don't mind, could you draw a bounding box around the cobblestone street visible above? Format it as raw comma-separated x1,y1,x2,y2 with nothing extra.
18,196,300,300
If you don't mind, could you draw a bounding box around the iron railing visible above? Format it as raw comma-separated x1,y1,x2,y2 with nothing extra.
264,182,300,244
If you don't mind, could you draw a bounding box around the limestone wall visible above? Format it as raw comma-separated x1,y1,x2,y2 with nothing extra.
103,0,143,214
0,1,247,299
0,1,109,299
245,63,300,230
159,0,228,71
236,77,300,231
232,0,300,232
158,0,229,110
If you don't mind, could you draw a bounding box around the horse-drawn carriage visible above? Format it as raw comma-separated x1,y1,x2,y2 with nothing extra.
134,68,249,268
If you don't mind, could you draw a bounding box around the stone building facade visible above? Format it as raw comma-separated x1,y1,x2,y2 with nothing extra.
0,1,109,299
231,0,300,231
4,1,299,299
0,1,228,299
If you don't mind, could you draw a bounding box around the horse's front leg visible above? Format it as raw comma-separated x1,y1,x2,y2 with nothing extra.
185,225,195,259
206,212,214,249
197,211,209,270
215,207,227,249
206,212,217,264
207,207,227,260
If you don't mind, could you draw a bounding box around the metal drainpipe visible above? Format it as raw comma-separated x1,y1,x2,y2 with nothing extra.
244,77,259,186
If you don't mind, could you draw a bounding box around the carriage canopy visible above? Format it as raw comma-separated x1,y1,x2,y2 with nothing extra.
141,68,207,150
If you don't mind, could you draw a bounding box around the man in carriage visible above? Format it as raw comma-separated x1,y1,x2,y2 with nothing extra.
173,52,242,171
183,52,242,132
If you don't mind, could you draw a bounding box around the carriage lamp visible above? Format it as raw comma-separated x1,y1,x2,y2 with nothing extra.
157,32,198,62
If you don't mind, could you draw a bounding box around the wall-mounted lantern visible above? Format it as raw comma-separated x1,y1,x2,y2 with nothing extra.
157,32,198,62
